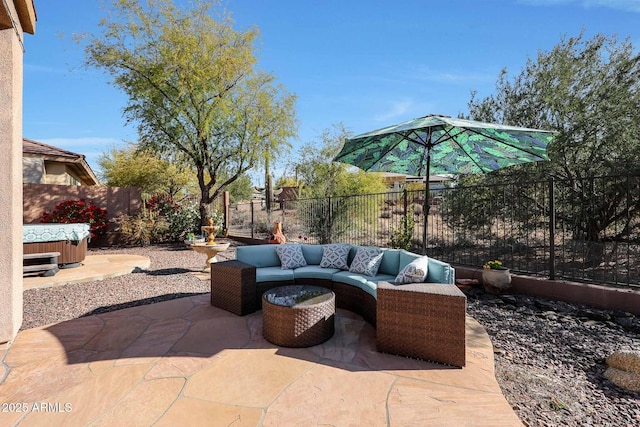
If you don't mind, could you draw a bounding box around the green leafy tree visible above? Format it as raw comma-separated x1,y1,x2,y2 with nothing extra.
98,145,196,197
459,32,640,244
224,173,254,203
82,0,297,225
292,124,387,243
295,123,387,198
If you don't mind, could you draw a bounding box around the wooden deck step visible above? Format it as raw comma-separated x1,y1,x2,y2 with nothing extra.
23,251,60,260
23,252,60,277
23,263,58,272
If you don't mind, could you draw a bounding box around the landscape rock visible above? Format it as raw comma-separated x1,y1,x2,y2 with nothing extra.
604,367,640,392
606,350,640,375
466,287,640,426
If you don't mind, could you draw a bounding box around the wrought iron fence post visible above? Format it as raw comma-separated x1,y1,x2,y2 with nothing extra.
223,191,230,235
403,189,408,236
251,201,255,239
548,176,556,280
327,196,332,243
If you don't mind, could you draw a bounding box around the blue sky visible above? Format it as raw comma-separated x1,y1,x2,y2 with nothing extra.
22,0,640,185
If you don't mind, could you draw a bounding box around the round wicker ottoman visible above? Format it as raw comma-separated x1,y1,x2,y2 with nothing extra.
262,285,335,348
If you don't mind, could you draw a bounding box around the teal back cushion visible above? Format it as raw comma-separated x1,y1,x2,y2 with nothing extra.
399,250,421,271
236,245,281,268
301,244,324,265
347,246,400,275
378,249,400,275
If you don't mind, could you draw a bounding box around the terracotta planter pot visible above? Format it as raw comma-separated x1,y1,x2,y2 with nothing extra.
482,268,512,294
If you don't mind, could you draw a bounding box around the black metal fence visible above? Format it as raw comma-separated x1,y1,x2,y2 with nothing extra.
227,174,640,289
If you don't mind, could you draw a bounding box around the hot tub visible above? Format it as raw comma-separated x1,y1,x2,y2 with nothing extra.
23,223,91,268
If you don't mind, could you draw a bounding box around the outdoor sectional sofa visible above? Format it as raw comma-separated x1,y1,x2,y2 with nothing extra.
210,243,466,367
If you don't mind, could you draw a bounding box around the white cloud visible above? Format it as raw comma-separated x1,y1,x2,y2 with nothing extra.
519,0,640,12
374,99,413,122
24,63,67,74
585,0,640,12
25,120,68,127
519,0,574,4
383,64,497,89
417,70,494,84
373,98,438,123
38,137,123,150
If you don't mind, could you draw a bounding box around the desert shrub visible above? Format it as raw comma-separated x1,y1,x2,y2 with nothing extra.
389,206,416,250
116,194,202,245
146,194,200,241
115,211,169,246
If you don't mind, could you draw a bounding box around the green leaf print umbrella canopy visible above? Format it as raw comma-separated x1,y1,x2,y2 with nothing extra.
334,114,555,252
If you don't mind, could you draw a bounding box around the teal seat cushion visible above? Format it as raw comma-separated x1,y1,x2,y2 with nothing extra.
293,265,340,280
236,245,281,268
256,266,294,283
332,271,396,298
301,244,324,265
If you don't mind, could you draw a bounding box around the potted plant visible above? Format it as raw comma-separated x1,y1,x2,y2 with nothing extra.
482,260,512,294
185,232,195,245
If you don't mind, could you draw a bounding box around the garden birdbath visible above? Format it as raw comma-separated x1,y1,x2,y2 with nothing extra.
188,218,229,272
190,242,230,272
201,218,219,245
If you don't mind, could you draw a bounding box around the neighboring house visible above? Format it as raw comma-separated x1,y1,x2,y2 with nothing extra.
380,172,452,192
22,138,99,186
276,186,298,202
252,186,265,200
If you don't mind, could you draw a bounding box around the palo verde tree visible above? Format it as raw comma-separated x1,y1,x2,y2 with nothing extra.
456,32,640,246
82,0,297,225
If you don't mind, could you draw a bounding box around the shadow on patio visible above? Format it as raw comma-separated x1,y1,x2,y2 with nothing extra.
1,293,522,426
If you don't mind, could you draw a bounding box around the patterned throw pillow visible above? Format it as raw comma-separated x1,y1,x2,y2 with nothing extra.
348,247,384,277
319,244,350,270
395,256,429,284
275,245,308,270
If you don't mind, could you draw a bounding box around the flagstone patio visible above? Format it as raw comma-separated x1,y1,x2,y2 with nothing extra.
0,290,522,426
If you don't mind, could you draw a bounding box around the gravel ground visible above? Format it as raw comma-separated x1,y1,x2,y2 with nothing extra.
466,288,640,426
21,243,640,426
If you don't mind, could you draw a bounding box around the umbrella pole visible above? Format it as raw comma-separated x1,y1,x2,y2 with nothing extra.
422,151,431,255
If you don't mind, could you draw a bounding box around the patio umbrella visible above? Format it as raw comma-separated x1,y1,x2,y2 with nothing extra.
333,114,555,253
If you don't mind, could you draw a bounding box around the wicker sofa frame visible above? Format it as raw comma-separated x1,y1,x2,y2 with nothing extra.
210,244,466,367
210,267,379,326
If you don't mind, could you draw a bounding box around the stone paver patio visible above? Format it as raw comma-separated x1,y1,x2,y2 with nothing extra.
0,291,522,426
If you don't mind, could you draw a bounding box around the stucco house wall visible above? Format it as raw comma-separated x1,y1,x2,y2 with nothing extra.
0,0,36,344
22,156,45,183
40,161,81,185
